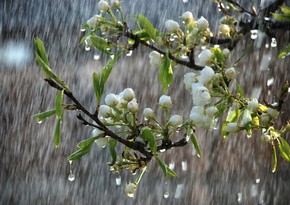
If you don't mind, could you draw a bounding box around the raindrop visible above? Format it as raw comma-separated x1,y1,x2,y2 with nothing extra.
271,38,277,47
259,190,265,204
174,184,184,199
159,149,166,153
237,192,242,203
265,43,269,48
182,0,188,3
180,55,188,59
181,161,187,171
94,54,100,60
37,120,43,124
164,192,170,199
288,87,290,93
68,172,75,182
85,44,91,51
80,28,86,32
250,184,258,197
110,55,115,59
116,176,121,186
250,30,258,40
169,161,175,170
264,17,270,21
69,160,73,165
247,134,252,139
267,77,274,86
256,178,260,184
126,50,133,56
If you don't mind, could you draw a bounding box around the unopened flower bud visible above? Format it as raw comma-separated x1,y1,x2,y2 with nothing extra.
219,24,230,36
169,115,183,127
224,122,239,133
196,16,209,30
183,72,197,90
198,49,213,66
222,48,230,57
206,106,218,118
165,20,180,33
198,66,215,84
122,88,135,101
105,93,119,107
159,95,172,109
149,51,163,68
248,98,258,113
191,83,211,106
143,108,154,119
99,105,112,118
87,15,99,28
268,108,280,119
225,67,237,79
98,0,110,12
182,11,194,24
110,0,120,8
127,99,138,113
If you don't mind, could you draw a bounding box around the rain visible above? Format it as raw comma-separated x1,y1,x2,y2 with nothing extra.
1,0,290,204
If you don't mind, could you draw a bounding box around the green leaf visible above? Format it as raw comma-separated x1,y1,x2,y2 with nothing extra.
211,47,224,65
134,29,151,41
77,136,97,150
90,35,113,56
272,144,277,173
137,15,157,40
34,38,49,65
33,109,56,122
93,72,102,104
55,90,64,119
278,137,290,162
159,54,173,94
236,83,244,97
190,132,201,157
272,13,290,22
68,146,92,161
54,118,61,148
140,128,157,154
108,140,117,166
281,6,290,15
155,156,177,178
278,43,290,59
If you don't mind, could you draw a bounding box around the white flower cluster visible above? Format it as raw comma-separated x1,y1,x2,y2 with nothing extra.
99,88,138,124
97,0,120,12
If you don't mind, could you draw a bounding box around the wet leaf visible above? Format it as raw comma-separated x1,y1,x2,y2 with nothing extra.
236,83,244,97
159,54,173,94
137,15,157,40
278,43,290,59
68,146,92,161
272,13,290,22
278,137,290,162
280,6,290,15
55,90,64,119
108,140,117,166
33,109,56,122
54,118,62,148
190,132,201,157
93,72,102,104
134,29,151,41
34,38,49,65
155,157,177,178
77,136,97,150
140,128,157,154
90,35,112,56
211,47,224,65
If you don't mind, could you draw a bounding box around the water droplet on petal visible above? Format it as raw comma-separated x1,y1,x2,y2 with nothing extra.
163,192,169,199
68,173,75,181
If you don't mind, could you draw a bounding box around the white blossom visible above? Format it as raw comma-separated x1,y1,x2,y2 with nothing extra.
169,115,183,127
198,66,215,84
149,51,163,68
122,88,135,101
222,48,230,57
192,83,211,106
165,20,180,33
190,106,205,126
87,15,99,28
105,93,119,107
98,0,110,12
219,24,230,36
125,182,137,198
183,72,197,90
110,0,120,8
127,99,138,113
224,122,239,133
99,105,112,118
268,108,280,119
206,106,218,118
248,98,259,113
239,109,252,127
225,67,237,79
159,95,172,109
196,16,209,30
92,128,104,137
143,108,154,119
182,11,194,23
198,49,213,66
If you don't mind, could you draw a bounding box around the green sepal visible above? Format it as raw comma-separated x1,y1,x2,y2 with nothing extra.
155,156,177,178
107,140,117,166
33,109,56,123
159,54,173,94
54,118,62,148
140,128,157,154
